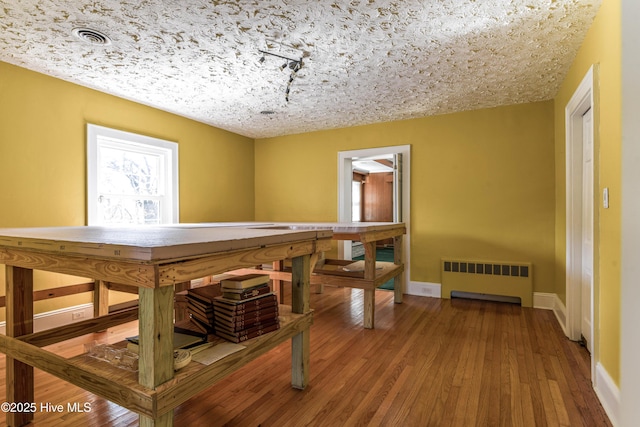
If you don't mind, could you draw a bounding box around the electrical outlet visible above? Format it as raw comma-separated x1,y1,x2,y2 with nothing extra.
72,311,84,320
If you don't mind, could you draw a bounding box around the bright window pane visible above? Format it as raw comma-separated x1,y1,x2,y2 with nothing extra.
87,124,178,226
97,197,161,225
352,181,361,222
99,147,161,197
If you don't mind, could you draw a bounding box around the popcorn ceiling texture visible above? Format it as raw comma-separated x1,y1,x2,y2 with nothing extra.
0,0,601,138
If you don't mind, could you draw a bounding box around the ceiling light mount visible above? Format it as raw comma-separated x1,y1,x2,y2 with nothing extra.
258,49,304,103
258,49,302,66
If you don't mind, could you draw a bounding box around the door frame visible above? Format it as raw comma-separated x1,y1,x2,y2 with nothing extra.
565,65,597,380
338,145,411,286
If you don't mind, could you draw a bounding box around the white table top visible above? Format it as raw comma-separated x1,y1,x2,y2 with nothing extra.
0,225,332,262
177,221,405,234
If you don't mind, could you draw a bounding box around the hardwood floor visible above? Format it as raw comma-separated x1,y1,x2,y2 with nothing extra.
0,287,612,427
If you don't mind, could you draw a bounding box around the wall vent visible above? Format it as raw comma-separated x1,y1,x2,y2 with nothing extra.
441,259,533,307
72,27,112,46
443,261,529,278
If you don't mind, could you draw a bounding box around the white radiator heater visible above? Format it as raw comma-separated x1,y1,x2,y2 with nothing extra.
441,259,533,307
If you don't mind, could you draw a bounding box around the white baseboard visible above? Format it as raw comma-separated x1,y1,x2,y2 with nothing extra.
533,292,568,334
533,292,556,309
595,362,621,426
406,281,441,298
552,294,568,335
405,287,572,309
0,303,94,335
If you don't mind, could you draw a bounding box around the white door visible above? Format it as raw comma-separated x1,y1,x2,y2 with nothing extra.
581,107,594,353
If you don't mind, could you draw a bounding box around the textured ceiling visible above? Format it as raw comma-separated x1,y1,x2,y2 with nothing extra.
0,0,601,139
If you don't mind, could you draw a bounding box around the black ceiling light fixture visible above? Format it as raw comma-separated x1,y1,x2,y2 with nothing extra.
258,49,304,103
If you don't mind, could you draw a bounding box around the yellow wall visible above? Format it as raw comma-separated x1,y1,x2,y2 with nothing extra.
0,62,255,317
256,101,556,294
553,0,621,384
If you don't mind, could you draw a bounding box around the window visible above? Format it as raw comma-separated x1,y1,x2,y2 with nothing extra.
87,124,178,225
352,180,362,222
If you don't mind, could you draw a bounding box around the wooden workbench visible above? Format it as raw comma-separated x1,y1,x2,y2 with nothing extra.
233,222,406,329
0,225,331,427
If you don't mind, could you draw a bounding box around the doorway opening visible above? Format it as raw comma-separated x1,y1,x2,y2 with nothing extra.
338,145,410,288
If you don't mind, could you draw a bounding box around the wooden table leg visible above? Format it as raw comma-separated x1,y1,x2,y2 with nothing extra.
94,280,110,318
393,235,404,304
173,282,191,323
139,285,175,426
272,260,285,303
290,254,310,389
311,251,324,294
5,266,34,427
363,242,377,329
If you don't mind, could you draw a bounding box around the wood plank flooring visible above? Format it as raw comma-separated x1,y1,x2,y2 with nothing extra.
0,286,612,426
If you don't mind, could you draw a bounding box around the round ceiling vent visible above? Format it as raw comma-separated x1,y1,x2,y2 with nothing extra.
72,27,112,46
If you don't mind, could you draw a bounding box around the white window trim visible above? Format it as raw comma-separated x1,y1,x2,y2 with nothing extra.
87,124,179,225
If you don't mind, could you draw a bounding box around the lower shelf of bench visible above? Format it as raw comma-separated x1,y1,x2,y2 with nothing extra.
234,260,404,291
1,306,312,420
311,259,404,290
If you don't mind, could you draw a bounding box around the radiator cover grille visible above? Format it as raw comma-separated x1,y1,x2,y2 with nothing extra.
441,259,533,307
